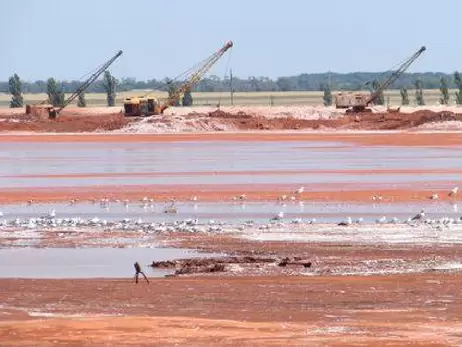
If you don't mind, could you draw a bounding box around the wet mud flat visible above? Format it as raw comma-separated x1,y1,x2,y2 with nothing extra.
1,273,462,346
1,133,462,345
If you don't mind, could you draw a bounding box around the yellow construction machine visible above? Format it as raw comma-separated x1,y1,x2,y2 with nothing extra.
123,41,233,117
335,46,426,113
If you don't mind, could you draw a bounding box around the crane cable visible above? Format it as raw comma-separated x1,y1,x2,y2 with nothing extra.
367,50,419,89
141,50,222,100
217,46,233,108
39,54,115,106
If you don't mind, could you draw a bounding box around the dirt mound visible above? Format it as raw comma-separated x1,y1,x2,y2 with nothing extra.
0,113,130,133
204,109,462,131
347,110,462,130
0,108,461,133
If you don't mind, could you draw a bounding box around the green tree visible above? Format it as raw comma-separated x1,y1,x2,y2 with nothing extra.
46,78,64,107
77,93,86,107
166,79,181,106
413,79,425,106
182,87,193,106
8,73,24,108
454,71,462,105
400,87,409,105
322,84,332,106
103,71,117,106
371,79,384,105
439,77,449,105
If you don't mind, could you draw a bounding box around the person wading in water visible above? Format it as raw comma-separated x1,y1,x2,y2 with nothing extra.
134,261,149,284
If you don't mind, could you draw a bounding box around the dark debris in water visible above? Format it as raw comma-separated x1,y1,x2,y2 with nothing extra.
151,256,313,276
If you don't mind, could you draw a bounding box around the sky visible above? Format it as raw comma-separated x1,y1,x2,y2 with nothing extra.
0,0,460,81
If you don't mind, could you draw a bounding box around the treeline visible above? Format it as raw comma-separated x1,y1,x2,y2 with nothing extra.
4,71,462,108
6,72,119,108
1,72,462,94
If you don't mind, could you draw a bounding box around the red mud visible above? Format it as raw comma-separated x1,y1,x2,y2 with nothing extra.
0,184,460,204
1,274,461,346
0,131,462,147
2,227,462,345
210,108,462,132
0,113,130,133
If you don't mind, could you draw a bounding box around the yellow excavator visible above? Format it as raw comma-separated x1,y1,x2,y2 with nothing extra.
123,41,233,117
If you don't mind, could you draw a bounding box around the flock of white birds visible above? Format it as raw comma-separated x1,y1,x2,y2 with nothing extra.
0,185,460,234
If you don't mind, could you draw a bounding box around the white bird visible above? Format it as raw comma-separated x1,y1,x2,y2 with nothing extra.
429,193,439,200
293,186,304,195
376,216,387,224
190,196,198,202
449,187,459,197
411,209,425,221
48,209,56,218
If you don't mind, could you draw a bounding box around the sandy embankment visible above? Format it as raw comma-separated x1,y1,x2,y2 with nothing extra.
1,105,462,133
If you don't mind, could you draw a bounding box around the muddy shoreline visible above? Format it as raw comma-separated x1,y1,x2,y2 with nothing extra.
2,218,462,345
1,131,462,146
0,185,460,204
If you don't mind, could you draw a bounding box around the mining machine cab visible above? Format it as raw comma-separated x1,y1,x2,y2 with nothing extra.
123,96,160,117
334,92,370,110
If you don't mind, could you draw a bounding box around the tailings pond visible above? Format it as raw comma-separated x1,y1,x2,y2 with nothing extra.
1,141,462,188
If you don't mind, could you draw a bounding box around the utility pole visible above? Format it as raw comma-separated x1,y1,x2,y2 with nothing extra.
230,69,234,106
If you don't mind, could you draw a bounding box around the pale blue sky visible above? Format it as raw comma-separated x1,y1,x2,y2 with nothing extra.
0,0,459,81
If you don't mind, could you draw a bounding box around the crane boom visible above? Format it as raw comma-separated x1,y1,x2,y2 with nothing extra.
160,41,233,113
57,50,123,113
366,46,426,105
